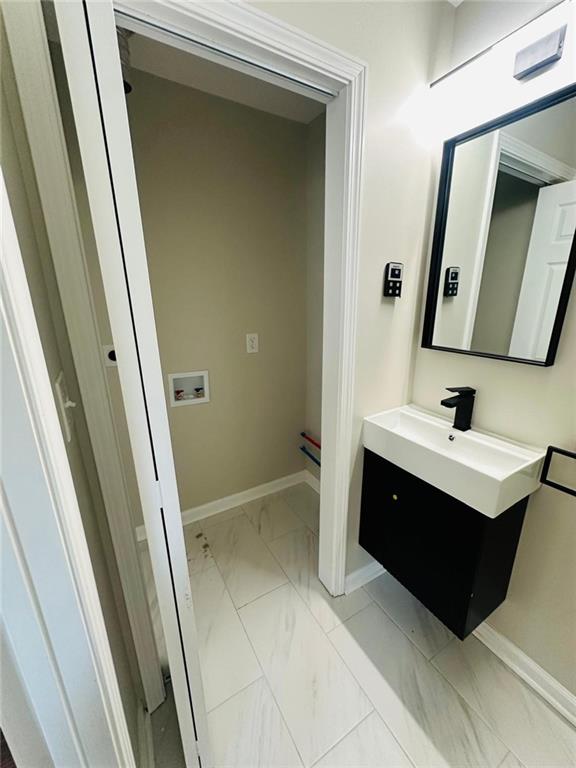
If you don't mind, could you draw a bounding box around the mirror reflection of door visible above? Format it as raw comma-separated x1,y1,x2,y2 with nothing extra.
430,92,576,363
508,180,576,359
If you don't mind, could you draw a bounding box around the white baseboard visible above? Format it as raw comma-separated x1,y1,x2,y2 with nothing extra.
303,469,320,494
344,561,576,725
344,558,385,594
136,471,310,542
473,622,576,727
137,704,155,768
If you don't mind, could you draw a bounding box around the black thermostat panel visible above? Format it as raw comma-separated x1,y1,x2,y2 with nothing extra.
444,266,460,297
384,262,403,297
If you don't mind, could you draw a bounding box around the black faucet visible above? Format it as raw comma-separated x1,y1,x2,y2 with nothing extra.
441,386,476,432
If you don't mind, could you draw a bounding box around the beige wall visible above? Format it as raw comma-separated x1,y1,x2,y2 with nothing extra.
256,1,456,575
127,69,311,511
259,1,575,693
412,3,576,693
505,97,576,166
1,30,142,755
472,173,538,355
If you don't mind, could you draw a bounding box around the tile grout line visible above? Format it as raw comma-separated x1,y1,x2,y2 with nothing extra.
497,751,525,768
427,636,456,663
365,585,455,662
232,498,375,768
244,488,320,544
358,601,510,762
192,491,414,767
187,495,550,768
191,524,305,763
287,494,321,536
186,548,263,716
235,587,307,768
193,501,371,766
245,491,373,639
237,586,375,768
325,617,420,768
364,581,561,763
193,496,495,767
343,594,510,761
200,508,290,609
186,517,277,723
204,674,265,716
234,579,291,611
306,709,375,768
428,649,539,766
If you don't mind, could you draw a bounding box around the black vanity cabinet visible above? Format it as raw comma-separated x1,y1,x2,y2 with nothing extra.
359,449,528,639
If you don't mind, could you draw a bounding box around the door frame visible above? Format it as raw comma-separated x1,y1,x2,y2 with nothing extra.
1,169,136,768
2,0,165,712
112,0,367,600
461,131,576,351
54,1,365,764
508,178,576,359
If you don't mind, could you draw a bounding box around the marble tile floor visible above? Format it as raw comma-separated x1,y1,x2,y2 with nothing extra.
150,682,186,768
140,482,575,768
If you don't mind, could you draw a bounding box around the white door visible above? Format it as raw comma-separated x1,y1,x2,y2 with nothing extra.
509,179,576,360
51,2,209,765
1,172,135,767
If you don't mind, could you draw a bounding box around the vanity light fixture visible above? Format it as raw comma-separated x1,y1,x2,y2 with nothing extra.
513,25,567,80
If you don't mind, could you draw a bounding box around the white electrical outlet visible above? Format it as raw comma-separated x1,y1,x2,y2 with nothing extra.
246,333,259,353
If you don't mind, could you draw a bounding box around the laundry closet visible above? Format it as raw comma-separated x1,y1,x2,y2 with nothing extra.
81,26,328,760
117,30,325,528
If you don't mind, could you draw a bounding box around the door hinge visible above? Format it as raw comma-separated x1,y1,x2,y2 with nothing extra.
195,740,201,758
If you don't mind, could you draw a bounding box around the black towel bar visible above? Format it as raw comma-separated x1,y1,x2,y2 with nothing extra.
540,445,576,497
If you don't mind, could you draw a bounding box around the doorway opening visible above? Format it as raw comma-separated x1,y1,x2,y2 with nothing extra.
119,30,327,762
49,2,365,763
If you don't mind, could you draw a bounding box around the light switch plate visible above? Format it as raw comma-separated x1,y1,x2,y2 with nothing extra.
246,333,259,353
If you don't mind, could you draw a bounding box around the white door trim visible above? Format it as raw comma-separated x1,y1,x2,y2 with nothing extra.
461,130,501,350
461,130,576,352
2,0,165,712
0,170,136,767
499,133,576,185
112,0,366,598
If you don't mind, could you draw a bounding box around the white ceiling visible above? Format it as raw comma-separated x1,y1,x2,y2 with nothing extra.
127,32,326,124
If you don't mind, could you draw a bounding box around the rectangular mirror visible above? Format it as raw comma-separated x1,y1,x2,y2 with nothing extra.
423,86,576,365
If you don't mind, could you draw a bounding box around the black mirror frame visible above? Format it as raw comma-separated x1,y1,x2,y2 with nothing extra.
422,83,576,367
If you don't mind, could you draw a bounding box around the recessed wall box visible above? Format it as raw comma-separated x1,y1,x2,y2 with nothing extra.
443,266,460,297
384,262,403,297
513,25,566,80
168,370,210,406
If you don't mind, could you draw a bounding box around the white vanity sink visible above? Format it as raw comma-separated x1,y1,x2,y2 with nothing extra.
363,405,546,518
